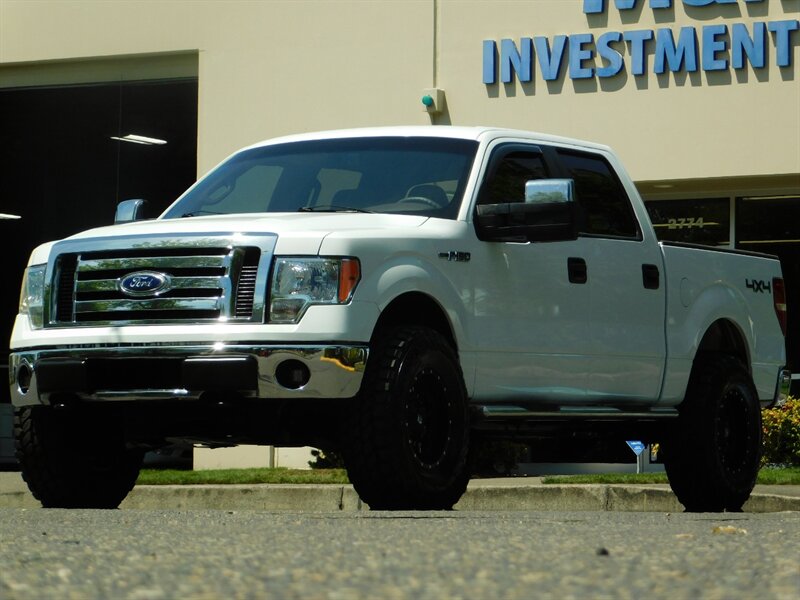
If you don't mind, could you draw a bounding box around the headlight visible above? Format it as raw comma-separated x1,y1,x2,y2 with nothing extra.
19,264,47,329
269,257,360,323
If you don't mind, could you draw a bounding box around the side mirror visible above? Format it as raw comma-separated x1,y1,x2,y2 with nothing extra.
115,199,149,224
474,179,578,242
525,178,574,206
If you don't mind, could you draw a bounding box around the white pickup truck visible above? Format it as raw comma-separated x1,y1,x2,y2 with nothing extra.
10,127,791,511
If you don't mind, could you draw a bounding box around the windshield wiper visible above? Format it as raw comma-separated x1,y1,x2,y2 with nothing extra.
298,205,373,214
181,210,224,217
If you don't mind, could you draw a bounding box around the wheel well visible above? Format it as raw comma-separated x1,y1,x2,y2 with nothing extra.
696,319,749,371
373,292,456,349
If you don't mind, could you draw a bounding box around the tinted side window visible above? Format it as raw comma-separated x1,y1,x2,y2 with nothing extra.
557,150,638,238
479,151,548,205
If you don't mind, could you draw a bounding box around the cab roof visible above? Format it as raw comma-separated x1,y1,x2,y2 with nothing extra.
243,126,613,154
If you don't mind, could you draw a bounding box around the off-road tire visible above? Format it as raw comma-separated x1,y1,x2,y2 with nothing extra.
14,406,143,508
342,326,470,510
662,355,762,512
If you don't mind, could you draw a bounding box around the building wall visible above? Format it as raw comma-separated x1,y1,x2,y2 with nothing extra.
1,0,797,465
2,0,797,183
442,0,800,182
0,1,436,175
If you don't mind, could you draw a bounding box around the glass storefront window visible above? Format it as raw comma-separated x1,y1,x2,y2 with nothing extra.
736,195,799,377
736,195,800,248
644,197,730,246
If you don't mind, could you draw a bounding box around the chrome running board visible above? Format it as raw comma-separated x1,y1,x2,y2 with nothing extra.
476,404,678,420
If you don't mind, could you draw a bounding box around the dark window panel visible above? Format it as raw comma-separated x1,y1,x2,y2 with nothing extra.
0,79,198,400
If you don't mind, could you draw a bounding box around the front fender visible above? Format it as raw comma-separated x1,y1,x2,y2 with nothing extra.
369,254,471,349
319,221,475,353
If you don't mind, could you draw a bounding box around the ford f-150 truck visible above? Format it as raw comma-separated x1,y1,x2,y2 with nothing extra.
10,127,791,511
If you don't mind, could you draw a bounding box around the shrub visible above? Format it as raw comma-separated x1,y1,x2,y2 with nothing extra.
762,397,800,467
470,440,529,476
308,448,345,469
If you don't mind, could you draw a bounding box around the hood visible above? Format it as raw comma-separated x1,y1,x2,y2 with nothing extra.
27,212,430,264
68,212,429,238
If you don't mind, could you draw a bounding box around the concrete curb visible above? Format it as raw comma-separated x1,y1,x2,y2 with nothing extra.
0,490,38,509
124,484,800,512
456,484,688,512
2,482,799,512
121,484,366,512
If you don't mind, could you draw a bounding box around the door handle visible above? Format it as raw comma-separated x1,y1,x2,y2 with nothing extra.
568,257,587,284
642,264,660,290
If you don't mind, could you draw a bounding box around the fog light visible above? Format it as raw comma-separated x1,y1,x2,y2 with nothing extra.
17,365,32,394
275,360,310,390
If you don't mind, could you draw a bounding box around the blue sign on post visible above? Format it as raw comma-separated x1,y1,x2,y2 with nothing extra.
626,440,647,456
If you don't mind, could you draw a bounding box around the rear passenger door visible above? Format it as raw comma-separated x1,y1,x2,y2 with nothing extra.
555,149,666,403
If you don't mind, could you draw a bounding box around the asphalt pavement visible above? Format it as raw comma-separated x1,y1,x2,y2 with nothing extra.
2,509,798,599
1,471,799,512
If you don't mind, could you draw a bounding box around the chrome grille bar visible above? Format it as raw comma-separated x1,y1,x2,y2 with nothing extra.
75,276,225,293
75,298,221,313
77,255,227,272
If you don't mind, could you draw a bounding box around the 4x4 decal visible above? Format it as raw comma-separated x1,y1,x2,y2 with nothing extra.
746,279,772,294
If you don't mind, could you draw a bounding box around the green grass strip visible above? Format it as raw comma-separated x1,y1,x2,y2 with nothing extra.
136,466,799,486
137,467,349,486
755,466,800,485
542,467,800,486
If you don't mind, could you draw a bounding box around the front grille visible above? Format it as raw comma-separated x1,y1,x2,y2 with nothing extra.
52,245,262,325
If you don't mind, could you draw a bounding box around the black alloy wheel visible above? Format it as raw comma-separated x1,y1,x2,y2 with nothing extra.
663,354,761,512
342,326,470,510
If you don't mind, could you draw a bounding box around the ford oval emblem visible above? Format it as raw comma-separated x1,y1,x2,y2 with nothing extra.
118,271,171,297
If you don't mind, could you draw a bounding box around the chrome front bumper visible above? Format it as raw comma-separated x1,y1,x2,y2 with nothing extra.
9,343,368,407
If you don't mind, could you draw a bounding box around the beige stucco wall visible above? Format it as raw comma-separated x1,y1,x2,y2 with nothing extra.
0,0,436,175
441,0,800,182
0,0,797,181
193,445,314,470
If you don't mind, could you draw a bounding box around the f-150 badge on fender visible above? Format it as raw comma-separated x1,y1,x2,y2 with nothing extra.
118,271,171,297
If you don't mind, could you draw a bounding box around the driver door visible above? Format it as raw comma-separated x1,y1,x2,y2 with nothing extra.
469,142,594,404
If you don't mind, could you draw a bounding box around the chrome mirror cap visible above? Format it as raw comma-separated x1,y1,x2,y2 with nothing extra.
114,199,149,224
524,179,575,205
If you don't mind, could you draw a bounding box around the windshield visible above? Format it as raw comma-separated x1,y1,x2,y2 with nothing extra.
163,137,479,220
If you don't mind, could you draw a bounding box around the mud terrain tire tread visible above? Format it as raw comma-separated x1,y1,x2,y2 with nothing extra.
14,406,143,509
342,326,470,510
663,354,761,512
